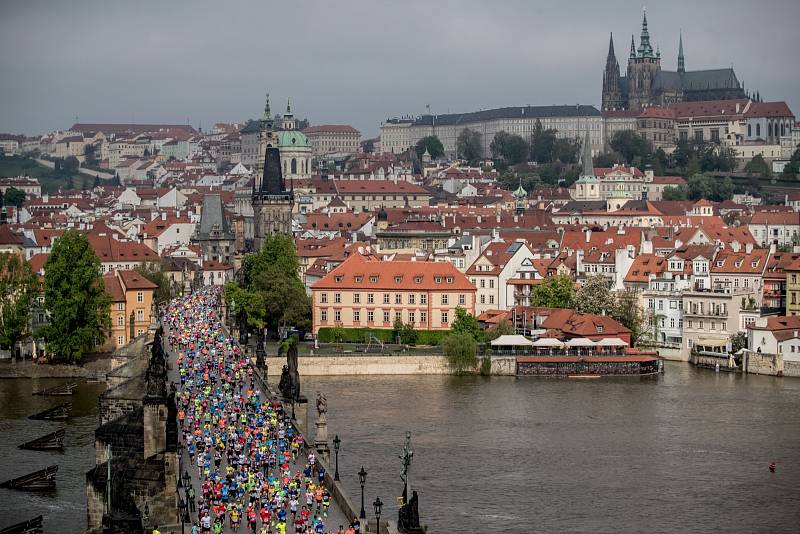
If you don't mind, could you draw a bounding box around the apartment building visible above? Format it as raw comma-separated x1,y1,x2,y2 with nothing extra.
103,269,158,349
466,240,533,315
682,287,758,354
303,125,361,157
311,253,476,334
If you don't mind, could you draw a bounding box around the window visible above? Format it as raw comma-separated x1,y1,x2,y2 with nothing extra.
658,300,664,310
137,309,143,321
137,291,144,303
334,275,342,283
699,320,704,329
409,294,415,304
321,293,328,303
118,336,124,346
480,280,485,288
367,311,374,322
489,279,495,289
117,302,124,311
321,310,328,321
459,294,466,306
420,311,427,324
354,310,360,322
117,315,124,326
382,293,390,304
354,293,361,304
383,311,390,323
670,300,677,309
395,276,403,283
334,293,341,304
670,318,675,328
710,321,716,330
354,276,363,283
420,294,427,305
395,294,402,304
648,298,654,309
441,294,449,305
395,311,402,322
489,295,495,304
480,295,485,304
441,311,449,324
367,293,374,304
446,277,453,284
370,275,378,283
414,276,422,284
408,312,415,324
435,277,442,284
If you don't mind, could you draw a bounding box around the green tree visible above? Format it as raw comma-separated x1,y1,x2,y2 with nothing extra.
781,148,800,179
449,307,485,342
730,331,747,354
661,185,688,201
552,138,580,164
456,128,482,164
442,332,477,373
3,186,26,207
490,131,528,165
531,274,575,308
225,234,311,335
0,253,38,353
530,120,558,163
42,231,111,361
62,156,80,174
392,317,418,345
363,139,375,154
611,289,648,346
594,152,620,168
134,262,172,305
486,318,514,341
744,154,771,178
687,174,714,201
414,136,444,160
610,130,650,164
574,275,615,316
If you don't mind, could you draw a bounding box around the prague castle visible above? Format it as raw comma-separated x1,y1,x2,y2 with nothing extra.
602,10,746,111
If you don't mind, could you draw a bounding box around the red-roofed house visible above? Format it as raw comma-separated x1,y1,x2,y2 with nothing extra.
103,269,157,350
311,253,476,334
747,211,800,247
466,240,533,315
746,315,800,376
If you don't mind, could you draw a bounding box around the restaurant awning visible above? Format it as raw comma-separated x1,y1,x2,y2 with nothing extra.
532,338,565,348
490,334,535,347
565,338,596,347
697,337,728,348
595,337,628,347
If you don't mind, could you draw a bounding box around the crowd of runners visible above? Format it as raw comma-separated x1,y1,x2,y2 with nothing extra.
163,288,362,534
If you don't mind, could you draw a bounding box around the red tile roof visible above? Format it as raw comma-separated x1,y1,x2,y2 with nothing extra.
303,125,360,135
638,106,675,119
117,269,158,290
624,254,667,283
743,101,794,119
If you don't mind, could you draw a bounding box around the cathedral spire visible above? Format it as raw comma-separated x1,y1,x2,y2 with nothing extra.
581,130,593,177
607,32,617,63
638,7,654,58
630,34,636,59
677,30,685,74
263,93,271,121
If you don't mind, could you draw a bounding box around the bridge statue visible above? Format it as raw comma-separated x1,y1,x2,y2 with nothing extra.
278,341,300,401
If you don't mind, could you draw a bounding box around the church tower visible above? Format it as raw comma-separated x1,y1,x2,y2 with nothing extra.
626,8,662,111
252,93,294,250
601,33,625,110
677,31,685,75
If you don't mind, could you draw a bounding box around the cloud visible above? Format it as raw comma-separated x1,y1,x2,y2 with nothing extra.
1,0,798,137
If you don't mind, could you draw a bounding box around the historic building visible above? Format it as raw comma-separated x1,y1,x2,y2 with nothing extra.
192,193,235,264
251,96,294,249
602,10,746,111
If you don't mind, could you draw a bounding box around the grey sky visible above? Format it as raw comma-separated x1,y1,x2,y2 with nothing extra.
2,0,798,138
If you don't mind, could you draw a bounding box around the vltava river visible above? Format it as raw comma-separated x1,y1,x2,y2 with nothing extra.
305,363,800,533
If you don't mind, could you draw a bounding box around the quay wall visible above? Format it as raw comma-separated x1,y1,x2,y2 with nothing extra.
744,351,800,378
264,354,518,376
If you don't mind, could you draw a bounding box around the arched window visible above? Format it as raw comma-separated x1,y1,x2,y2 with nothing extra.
781,123,786,137
284,161,288,175
756,124,761,137
747,124,751,137
768,123,773,138
291,158,297,174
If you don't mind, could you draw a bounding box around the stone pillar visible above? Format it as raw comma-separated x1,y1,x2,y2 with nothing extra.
143,401,167,459
314,412,330,463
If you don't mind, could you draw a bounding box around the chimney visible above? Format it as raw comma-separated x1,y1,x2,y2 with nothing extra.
745,242,753,254
585,229,592,243
161,211,167,221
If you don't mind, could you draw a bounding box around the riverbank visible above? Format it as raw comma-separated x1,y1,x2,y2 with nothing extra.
0,357,112,379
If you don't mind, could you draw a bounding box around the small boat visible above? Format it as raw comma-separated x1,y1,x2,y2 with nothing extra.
18,429,65,451
0,466,58,491
32,382,77,396
0,515,44,534
27,402,71,420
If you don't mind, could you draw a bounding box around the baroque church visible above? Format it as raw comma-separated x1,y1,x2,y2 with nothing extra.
251,94,294,250
602,10,746,111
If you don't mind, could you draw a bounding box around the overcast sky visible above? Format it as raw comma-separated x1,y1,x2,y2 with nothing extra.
2,0,798,138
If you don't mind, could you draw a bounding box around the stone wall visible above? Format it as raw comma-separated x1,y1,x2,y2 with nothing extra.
265,355,451,376
489,356,516,376
784,360,800,377
744,351,783,376
99,397,141,426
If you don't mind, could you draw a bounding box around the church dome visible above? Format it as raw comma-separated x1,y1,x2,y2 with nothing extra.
276,130,310,148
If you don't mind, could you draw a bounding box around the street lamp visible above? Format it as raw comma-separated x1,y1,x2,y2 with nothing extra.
333,435,341,481
182,470,191,488
373,497,383,534
178,498,188,534
358,465,367,519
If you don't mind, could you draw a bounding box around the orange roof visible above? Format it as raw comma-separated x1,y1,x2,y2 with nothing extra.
624,254,667,283
312,252,475,291
711,248,770,275
117,270,158,290
103,273,126,302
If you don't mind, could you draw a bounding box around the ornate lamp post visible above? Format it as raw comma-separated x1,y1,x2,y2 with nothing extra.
178,498,188,534
373,497,383,534
333,434,341,481
358,465,367,519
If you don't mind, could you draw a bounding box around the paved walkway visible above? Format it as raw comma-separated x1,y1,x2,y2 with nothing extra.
163,288,352,534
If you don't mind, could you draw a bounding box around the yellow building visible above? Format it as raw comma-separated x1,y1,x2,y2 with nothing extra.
311,253,476,334
786,259,800,316
103,270,158,349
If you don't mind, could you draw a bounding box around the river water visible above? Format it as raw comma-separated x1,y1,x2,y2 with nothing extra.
0,377,106,533
1,365,799,533
303,363,800,534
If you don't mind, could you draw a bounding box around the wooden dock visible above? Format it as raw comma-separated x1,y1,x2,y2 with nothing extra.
0,466,58,491
33,382,77,396
18,429,65,451
0,516,43,534
27,402,71,420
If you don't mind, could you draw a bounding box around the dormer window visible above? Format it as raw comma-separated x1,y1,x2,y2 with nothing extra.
735,261,742,268
751,261,758,268
394,276,403,283
334,275,342,283
434,276,442,284
597,325,604,333
414,276,422,283
446,277,453,284
354,275,363,283
716,261,724,267
370,275,378,283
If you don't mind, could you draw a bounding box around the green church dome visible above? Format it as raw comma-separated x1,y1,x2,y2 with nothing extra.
276,129,310,148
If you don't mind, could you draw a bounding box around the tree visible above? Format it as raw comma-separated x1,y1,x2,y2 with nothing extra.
687,174,714,201
0,253,38,354
594,151,621,168
442,332,477,373
744,154,771,178
392,317,417,345
363,139,375,154
486,319,514,341
225,234,311,335
63,156,80,174
456,128,482,164
490,131,528,165
530,120,558,163
531,274,575,308
42,231,111,361
449,307,485,342
610,130,649,165
611,290,648,346
414,136,444,160
574,275,615,316
553,138,580,164
3,186,26,207
134,262,172,305
661,185,688,201
730,331,747,354
781,148,800,179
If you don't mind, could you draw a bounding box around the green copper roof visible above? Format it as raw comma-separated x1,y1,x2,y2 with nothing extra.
513,184,527,198
275,129,310,148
